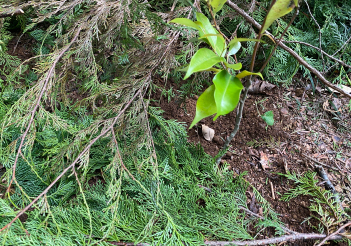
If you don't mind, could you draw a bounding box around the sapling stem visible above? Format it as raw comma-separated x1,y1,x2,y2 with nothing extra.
215,0,276,165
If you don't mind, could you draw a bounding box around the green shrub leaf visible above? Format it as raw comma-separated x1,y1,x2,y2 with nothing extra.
196,13,225,55
262,111,274,126
228,40,241,56
228,38,264,46
224,62,242,70
169,18,201,31
213,70,244,120
190,85,217,128
236,70,263,79
210,0,227,13
261,0,295,34
184,48,224,79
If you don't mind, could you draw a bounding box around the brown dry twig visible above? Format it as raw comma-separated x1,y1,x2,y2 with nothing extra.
303,0,325,72
283,40,351,70
316,221,351,246
204,233,342,245
302,153,339,171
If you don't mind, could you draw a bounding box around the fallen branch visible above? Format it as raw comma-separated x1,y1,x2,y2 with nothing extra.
204,233,342,245
225,0,351,99
283,40,351,70
316,221,351,246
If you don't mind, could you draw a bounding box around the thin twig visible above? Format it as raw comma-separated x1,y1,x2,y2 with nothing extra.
303,0,325,72
225,0,351,99
316,221,351,246
269,181,275,200
204,233,342,245
283,40,351,70
207,2,230,43
216,0,276,165
302,153,339,171
238,206,296,235
332,34,351,56
314,165,344,212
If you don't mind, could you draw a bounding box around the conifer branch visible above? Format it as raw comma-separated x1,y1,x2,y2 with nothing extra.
0,89,142,232
5,26,83,197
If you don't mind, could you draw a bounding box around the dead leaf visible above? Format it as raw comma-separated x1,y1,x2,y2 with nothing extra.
259,151,271,170
280,108,289,116
248,79,276,94
332,98,342,110
202,124,215,141
248,148,259,158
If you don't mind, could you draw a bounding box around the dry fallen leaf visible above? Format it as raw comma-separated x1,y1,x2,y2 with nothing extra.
259,150,271,170
202,124,215,141
248,79,276,94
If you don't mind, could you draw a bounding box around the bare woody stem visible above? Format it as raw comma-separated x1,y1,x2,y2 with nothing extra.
216,0,276,165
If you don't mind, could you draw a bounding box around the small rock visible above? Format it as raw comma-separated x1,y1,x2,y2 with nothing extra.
202,125,215,141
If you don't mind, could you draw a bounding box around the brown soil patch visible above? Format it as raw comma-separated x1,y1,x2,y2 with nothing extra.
152,75,351,245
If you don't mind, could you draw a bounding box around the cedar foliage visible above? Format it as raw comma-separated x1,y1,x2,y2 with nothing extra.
0,0,350,245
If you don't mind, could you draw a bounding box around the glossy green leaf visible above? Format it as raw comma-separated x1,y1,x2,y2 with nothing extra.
196,13,225,56
262,111,274,126
236,70,263,79
228,40,241,56
224,62,242,70
169,18,201,31
189,85,217,128
228,38,264,47
210,0,227,13
213,70,244,120
184,48,224,80
261,0,294,34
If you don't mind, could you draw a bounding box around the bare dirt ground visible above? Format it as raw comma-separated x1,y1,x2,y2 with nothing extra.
152,74,351,245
